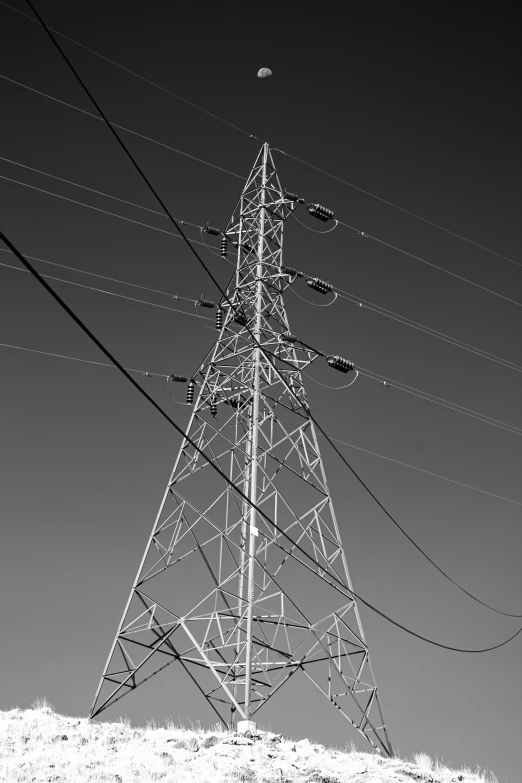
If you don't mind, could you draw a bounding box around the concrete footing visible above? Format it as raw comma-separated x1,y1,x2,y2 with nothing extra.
237,720,257,734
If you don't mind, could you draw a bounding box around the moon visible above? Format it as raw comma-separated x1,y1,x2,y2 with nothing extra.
257,67,272,79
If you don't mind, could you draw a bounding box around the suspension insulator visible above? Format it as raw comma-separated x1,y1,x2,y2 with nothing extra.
196,299,216,309
169,374,188,383
280,332,299,343
306,277,333,294
234,312,247,326
210,397,218,417
307,203,334,222
203,223,220,236
327,355,354,373
232,239,254,254
186,380,195,404
220,237,228,257
283,190,305,204
216,308,223,329
281,264,303,277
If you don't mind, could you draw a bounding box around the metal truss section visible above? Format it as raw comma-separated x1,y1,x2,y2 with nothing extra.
90,144,392,756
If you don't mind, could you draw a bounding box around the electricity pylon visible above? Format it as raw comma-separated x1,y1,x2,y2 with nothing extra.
90,143,392,756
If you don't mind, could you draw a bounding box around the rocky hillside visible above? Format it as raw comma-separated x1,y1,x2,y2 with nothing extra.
0,703,498,783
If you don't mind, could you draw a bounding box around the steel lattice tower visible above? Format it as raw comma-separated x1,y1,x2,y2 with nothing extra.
90,143,392,756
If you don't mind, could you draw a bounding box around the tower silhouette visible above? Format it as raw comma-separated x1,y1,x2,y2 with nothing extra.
90,143,392,756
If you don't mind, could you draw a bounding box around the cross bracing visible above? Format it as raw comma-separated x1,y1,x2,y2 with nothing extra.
90,143,392,756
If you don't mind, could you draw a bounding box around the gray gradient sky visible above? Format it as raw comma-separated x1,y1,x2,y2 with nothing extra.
1,1,521,780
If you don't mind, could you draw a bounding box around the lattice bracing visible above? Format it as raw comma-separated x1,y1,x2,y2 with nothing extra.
90,144,392,756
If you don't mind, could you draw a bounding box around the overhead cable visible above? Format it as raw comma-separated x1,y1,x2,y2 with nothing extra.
0,1,252,140
280,150,522,268
2,237,519,436
25,0,522,624
0,260,214,319
307,405,522,618
2,159,518,373
2,338,520,509
2,225,521,650
3,70,520,299
329,434,522,507
0,73,243,180
0,248,202,303
335,218,522,307
0,174,217,248
333,288,522,374
0,155,204,228
356,365,522,436
0,341,167,378
3,0,519,268
1,152,519,372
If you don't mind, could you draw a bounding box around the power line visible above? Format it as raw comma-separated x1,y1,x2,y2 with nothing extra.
0,154,205,227
4,247,519,437
356,365,522,436
0,247,203,301
310,414,522,619
2,153,520,373
0,173,217,248
3,70,519,302
2,172,519,435
22,1,522,624
0,341,167,378
333,288,522,374
2,0,519,269
5,338,518,507
335,218,522,308
0,73,243,180
279,150,522,268
2,224,521,650
3,151,519,374
0,260,214,319
329,435,521,506
0,0,253,141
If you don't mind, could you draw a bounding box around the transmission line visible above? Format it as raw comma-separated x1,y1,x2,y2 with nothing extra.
2,224,521,649
5,247,519,436
1,228,518,435
4,336,519,507
2,71,520,301
0,74,243,180
2,0,519,268
333,288,522,374
5,249,517,437
0,260,214,320
0,341,167,378
2,156,519,373
0,174,217,248
21,0,522,622
356,365,522,436
335,217,522,307
279,150,522,268
0,155,205,227
329,435,521,507
0,247,209,301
